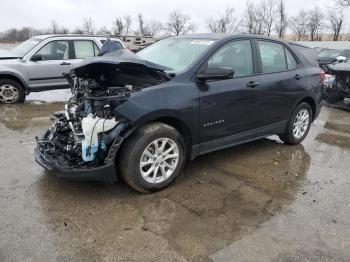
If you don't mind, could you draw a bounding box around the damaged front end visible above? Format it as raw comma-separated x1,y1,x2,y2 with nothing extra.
322,62,350,104
35,49,170,182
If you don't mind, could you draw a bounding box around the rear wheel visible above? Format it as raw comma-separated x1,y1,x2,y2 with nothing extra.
119,122,186,193
0,79,25,104
279,102,312,145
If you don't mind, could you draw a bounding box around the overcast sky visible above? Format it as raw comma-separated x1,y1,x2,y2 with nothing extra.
0,0,346,33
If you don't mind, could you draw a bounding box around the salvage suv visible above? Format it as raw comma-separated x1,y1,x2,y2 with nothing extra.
35,34,323,193
0,35,126,103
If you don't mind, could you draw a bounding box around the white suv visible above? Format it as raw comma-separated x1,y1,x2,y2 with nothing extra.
0,35,126,103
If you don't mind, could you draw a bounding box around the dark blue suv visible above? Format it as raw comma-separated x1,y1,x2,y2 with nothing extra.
35,34,323,193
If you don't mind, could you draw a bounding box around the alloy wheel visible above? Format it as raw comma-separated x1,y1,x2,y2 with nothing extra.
293,109,310,139
139,138,180,184
0,84,20,103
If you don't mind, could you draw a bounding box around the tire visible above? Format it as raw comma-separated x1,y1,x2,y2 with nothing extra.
0,79,25,104
279,102,313,145
119,122,186,193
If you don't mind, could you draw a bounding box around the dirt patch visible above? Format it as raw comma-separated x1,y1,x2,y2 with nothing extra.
316,132,350,150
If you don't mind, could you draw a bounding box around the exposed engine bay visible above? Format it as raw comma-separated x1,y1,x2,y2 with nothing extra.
322,62,350,104
36,49,170,170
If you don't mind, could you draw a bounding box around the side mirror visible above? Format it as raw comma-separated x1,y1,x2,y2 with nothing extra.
336,56,347,62
196,66,234,81
30,54,43,62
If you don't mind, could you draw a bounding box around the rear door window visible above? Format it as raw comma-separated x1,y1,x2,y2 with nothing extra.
73,40,99,59
258,41,287,73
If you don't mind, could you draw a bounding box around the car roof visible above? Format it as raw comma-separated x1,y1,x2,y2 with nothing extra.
33,34,122,40
171,33,294,44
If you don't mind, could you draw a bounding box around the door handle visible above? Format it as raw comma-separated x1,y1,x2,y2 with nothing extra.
294,74,301,80
246,81,260,88
60,62,71,65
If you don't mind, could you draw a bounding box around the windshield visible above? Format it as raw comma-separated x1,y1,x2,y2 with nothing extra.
11,37,42,57
137,38,216,73
317,49,343,59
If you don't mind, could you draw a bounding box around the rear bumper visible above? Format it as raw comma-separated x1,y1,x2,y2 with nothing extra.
34,147,117,183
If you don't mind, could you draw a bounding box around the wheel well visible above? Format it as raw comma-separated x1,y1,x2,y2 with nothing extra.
153,117,193,159
0,74,26,89
299,97,316,120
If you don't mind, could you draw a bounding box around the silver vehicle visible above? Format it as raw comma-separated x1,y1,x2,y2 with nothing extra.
0,35,126,104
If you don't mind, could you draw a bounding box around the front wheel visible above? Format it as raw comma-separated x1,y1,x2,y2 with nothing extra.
119,122,186,193
279,102,312,145
0,79,25,104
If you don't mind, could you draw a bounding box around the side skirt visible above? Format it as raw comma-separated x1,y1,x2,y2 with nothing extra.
191,120,287,159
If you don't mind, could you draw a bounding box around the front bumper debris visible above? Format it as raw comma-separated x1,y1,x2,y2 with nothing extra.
34,146,117,183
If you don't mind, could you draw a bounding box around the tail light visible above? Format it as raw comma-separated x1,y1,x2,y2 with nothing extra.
320,70,325,83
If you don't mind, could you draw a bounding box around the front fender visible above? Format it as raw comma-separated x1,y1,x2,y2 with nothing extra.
115,83,200,145
0,65,29,90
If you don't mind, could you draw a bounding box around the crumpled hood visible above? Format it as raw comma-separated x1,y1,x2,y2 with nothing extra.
0,49,20,59
71,49,170,77
317,57,337,65
328,62,350,72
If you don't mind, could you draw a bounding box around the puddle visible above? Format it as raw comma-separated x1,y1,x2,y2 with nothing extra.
0,102,64,131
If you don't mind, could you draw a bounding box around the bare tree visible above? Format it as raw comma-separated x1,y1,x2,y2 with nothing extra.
112,15,132,35
60,27,70,34
241,0,277,36
82,17,95,35
327,10,344,41
206,7,240,33
336,0,350,6
275,0,287,38
48,20,69,35
0,27,35,41
261,0,277,36
306,8,324,41
164,10,196,36
113,18,124,35
97,26,111,35
72,28,84,35
137,14,146,36
124,15,132,35
289,9,308,40
241,2,258,34
50,20,59,34
144,20,163,37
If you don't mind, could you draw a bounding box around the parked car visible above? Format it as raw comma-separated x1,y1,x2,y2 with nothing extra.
35,34,323,193
317,48,350,71
322,58,350,104
0,35,126,104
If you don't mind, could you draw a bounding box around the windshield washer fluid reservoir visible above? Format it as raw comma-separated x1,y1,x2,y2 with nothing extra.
81,114,118,161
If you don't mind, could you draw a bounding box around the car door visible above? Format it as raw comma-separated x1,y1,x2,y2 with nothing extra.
256,40,306,126
196,39,263,143
26,40,75,90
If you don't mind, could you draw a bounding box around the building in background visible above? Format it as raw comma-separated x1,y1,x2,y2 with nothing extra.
120,35,156,52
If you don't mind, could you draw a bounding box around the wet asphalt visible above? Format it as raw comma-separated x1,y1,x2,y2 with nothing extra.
0,93,350,262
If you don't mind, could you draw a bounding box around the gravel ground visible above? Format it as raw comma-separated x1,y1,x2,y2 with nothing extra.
0,96,350,261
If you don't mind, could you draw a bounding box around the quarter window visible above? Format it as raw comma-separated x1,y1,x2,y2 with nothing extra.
285,48,298,70
35,41,69,60
74,40,99,59
207,40,254,77
258,41,287,73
